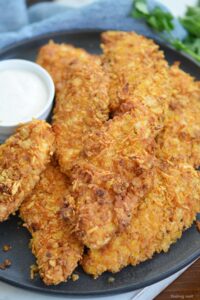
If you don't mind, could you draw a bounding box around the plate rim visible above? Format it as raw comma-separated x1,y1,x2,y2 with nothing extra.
0,28,200,68
0,244,199,296
0,29,200,296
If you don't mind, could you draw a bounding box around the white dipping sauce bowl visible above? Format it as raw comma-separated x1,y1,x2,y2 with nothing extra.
0,59,55,143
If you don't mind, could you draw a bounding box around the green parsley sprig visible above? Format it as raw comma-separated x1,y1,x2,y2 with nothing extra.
131,0,200,63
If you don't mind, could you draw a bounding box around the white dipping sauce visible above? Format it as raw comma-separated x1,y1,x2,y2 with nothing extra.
0,69,48,125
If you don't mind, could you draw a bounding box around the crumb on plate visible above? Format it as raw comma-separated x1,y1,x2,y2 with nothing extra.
2,244,12,252
72,274,79,282
30,264,39,280
108,276,115,283
0,259,11,270
196,220,200,232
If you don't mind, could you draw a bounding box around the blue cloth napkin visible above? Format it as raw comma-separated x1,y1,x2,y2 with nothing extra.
0,0,186,50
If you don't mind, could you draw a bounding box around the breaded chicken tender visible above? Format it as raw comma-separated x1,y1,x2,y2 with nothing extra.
36,41,88,93
62,31,170,249
37,41,109,173
20,162,83,285
157,63,200,168
65,101,156,250
101,31,170,127
0,120,54,222
53,54,109,173
82,162,200,277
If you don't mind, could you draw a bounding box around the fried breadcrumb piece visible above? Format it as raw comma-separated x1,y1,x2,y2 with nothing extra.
20,163,83,285
65,101,156,250
36,41,89,93
2,244,12,252
0,120,54,222
71,273,79,281
0,259,11,270
53,53,109,174
82,162,200,277
196,220,200,232
30,264,39,280
101,31,170,127
157,63,200,168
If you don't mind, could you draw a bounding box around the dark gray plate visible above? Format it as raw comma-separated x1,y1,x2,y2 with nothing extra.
0,30,199,296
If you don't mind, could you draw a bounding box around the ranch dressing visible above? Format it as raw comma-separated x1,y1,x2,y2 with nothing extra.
0,69,48,125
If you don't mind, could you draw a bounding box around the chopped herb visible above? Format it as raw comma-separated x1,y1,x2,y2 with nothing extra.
180,6,200,37
131,0,200,63
171,39,200,62
132,1,174,33
132,0,149,17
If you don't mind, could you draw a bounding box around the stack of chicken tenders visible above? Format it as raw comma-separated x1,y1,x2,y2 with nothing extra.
0,31,200,285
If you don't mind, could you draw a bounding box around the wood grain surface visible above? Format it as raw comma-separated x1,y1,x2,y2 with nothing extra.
156,258,200,300
26,1,200,298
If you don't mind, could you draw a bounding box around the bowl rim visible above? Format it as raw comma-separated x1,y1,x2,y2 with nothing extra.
0,59,55,128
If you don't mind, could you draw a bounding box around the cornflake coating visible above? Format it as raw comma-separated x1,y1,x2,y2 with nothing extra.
157,63,200,168
82,162,200,277
36,41,89,93
67,102,156,250
53,53,109,174
64,30,171,250
0,259,11,270
101,31,170,128
0,120,54,222
20,163,83,285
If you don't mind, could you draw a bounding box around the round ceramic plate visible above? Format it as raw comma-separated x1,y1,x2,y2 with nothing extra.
0,30,199,296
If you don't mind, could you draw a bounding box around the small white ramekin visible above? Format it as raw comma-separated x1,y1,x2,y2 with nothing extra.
0,59,55,143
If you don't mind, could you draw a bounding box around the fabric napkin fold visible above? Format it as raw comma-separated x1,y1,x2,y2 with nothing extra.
0,0,186,50
0,0,28,34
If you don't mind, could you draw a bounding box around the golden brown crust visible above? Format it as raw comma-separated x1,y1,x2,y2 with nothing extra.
101,31,170,128
82,162,200,277
14,32,200,283
20,163,83,285
36,41,89,93
0,120,55,222
52,53,109,173
66,102,156,249
157,63,200,168
37,41,109,174
63,31,171,250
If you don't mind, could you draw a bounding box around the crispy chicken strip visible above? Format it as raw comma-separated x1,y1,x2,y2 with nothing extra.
20,162,83,285
37,42,109,173
64,101,156,250
37,41,109,173
63,32,170,249
101,31,170,125
36,41,89,93
0,120,54,222
52,53,109,173
157,63,200,168
82,161,200,277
